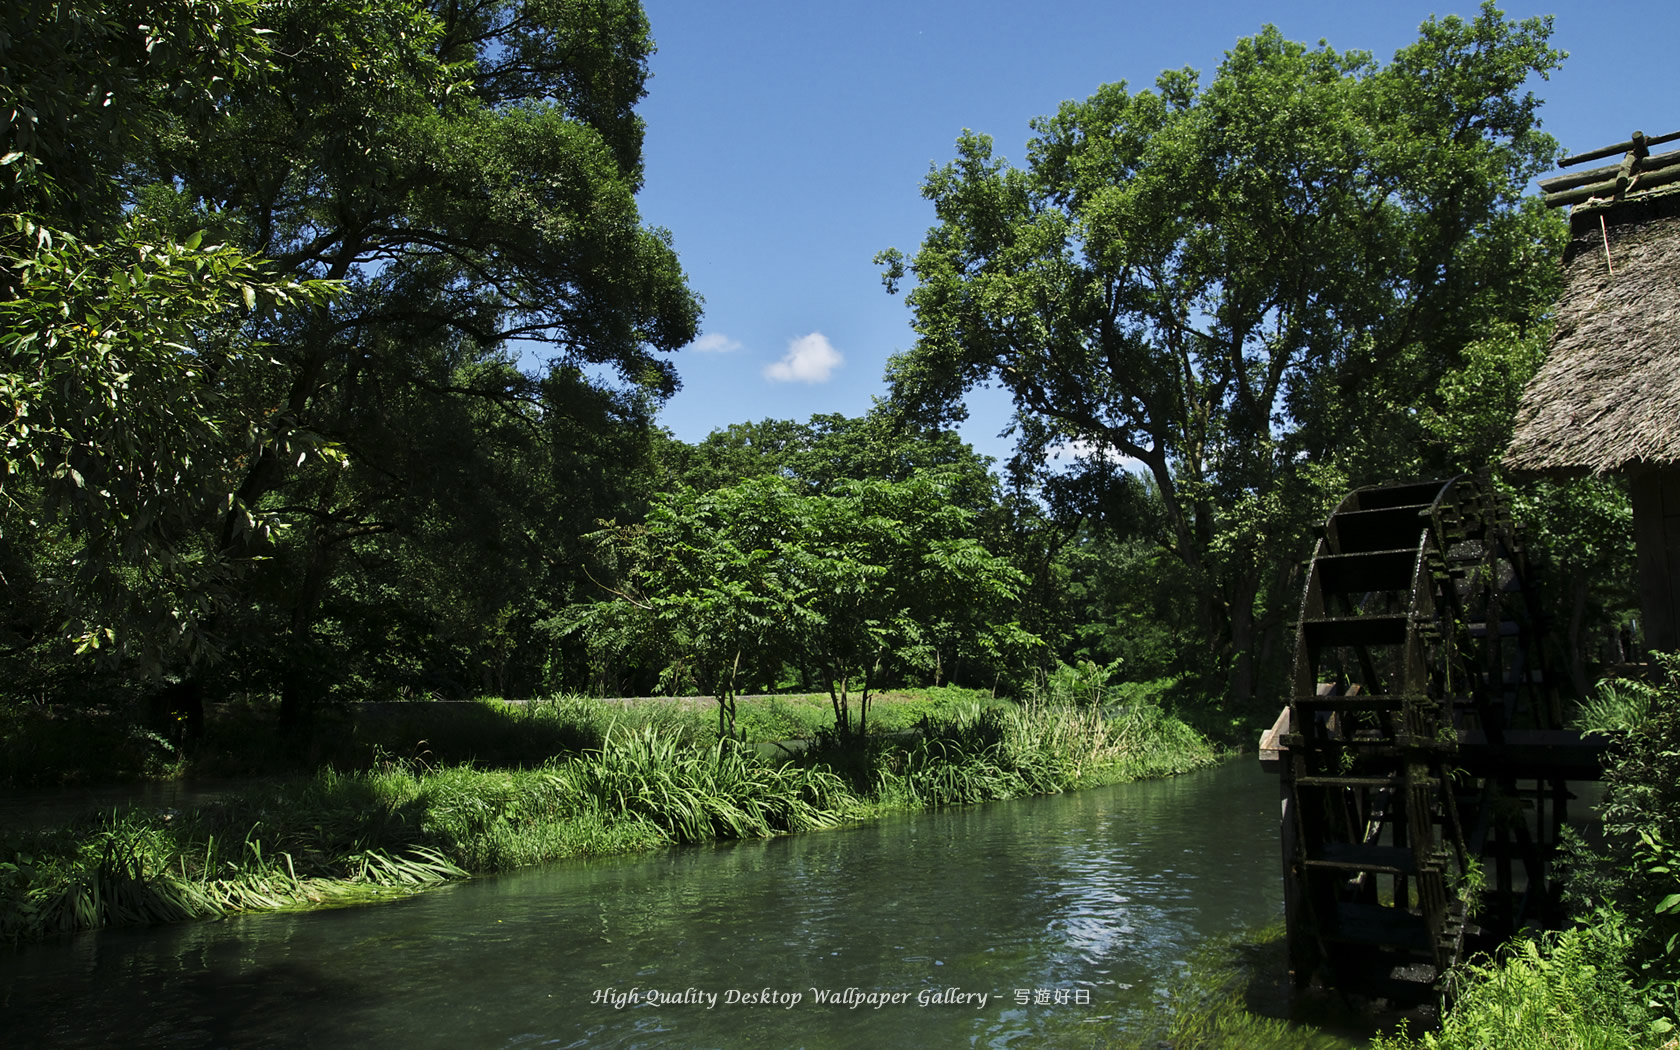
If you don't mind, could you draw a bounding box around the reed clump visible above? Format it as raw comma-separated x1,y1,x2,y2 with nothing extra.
560,724,853,843
879,699,1218,808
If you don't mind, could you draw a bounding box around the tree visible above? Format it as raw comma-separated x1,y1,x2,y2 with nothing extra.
141,0,698,721
1,0,335,683
1,0,700,725
658,411,999,512
574,475,1032,738
877,4,1566,705
785,477,1033,734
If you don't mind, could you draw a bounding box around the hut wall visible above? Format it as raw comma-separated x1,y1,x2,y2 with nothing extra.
1632,467,1680,654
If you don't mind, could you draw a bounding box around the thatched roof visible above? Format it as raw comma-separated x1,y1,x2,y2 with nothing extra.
1503,187,1680,476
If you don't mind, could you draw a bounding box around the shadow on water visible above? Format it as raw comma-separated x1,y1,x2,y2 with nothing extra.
0,761,1389,1049
0,908,405,1048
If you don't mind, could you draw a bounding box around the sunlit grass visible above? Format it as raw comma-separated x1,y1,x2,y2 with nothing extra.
2,688,1218,941
874,698,1219,808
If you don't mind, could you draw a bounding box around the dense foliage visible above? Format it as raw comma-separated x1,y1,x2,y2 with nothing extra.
1564,655,1680,1027
0,1,1640,771
570,473,1032,737
2,0,698,720
875,3,1573,705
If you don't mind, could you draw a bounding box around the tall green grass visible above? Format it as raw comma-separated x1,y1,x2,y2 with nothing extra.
0,722,860,940
560,725,853,842
2,690,1217,941
0,809,467,940
877,699,1217,808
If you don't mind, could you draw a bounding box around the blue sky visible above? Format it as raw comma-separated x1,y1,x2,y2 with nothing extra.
631,1,1680,465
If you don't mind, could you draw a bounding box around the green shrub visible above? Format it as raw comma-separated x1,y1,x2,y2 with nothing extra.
1374,919,1659,1050
1566,653,1680,1024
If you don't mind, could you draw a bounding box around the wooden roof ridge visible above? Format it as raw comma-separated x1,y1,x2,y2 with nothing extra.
1540,129,1680,211
1503,131,1680,477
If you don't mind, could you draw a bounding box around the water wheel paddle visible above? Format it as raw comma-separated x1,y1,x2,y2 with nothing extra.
1268,474,1574,994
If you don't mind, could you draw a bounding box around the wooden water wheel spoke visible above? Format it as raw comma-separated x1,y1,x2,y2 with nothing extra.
1261,474,1603,995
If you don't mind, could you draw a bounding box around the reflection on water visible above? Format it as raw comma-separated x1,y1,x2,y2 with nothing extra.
0,761,1295,1048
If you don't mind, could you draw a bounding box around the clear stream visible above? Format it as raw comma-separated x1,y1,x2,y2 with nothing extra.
0,761,1321,1048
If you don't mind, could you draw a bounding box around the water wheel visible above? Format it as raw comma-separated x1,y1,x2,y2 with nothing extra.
1273,475,1567,992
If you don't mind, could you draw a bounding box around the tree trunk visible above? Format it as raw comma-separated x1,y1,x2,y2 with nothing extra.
278,472,342,733
1228,574,1262,708
827,670,851,740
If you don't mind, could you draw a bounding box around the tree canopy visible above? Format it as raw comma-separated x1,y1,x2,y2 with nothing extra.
876,3,1569,703
2,0,335,670
1,3,1639,760
1,0,699,715
573,473,1031,737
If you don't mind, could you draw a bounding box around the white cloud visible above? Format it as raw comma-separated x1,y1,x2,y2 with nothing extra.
763,331,843,383
1047,438,1110,462
1047,439,1147,474
690,332,742,353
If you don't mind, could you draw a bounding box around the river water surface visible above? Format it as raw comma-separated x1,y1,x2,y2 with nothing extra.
1,761,1308,1048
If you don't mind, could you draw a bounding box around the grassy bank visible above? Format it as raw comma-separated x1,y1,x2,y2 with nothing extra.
1,685,1032,786
1,692,1218,941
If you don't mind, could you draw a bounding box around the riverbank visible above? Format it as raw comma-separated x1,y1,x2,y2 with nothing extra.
0,759,1293,1048
0,692,1219,942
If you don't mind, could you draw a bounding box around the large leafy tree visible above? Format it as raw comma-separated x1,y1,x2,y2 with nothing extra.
2,0,700,720
1,0,334,682
877,4,1567,704
145,0,698,720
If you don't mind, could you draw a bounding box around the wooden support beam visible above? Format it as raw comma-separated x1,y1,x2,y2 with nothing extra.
1540,148,1680,193
1543,163,1680,208
1558,129,1680,168
1632,468,1680,654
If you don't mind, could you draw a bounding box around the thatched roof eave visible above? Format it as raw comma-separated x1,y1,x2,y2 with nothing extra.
1502,204,1680,477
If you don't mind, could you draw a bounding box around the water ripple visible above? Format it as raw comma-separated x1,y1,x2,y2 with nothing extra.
0,762,1288,1049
